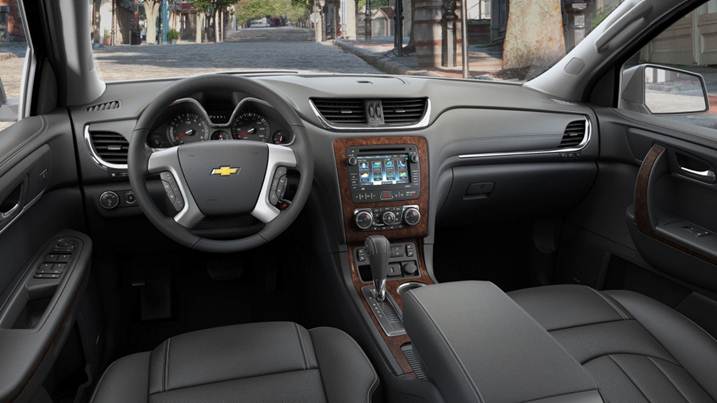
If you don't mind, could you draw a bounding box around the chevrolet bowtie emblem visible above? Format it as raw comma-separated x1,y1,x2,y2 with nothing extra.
211,166,240,176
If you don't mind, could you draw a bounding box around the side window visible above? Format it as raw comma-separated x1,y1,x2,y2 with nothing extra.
0,0,28,131
620,2,717,131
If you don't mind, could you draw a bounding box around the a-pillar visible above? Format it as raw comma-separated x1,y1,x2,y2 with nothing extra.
414,0,444,67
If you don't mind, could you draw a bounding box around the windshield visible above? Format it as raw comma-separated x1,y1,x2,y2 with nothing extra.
6,0,623,85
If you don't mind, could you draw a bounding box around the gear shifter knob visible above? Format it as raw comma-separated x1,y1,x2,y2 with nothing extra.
365,235,390,301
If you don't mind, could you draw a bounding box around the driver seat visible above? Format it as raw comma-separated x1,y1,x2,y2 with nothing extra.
90,322,378,403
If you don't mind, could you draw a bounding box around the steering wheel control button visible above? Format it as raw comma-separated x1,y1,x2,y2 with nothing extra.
269,166,288,206
354,209,374,230
99,191,120,210
160,172,185,211
403,206,421,226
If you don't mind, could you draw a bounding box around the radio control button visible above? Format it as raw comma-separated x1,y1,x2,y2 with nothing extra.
347,156,358,166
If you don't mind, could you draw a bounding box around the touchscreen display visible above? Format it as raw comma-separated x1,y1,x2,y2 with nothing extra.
357,154,410,186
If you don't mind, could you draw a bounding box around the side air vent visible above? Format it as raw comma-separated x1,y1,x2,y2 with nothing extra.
382,98,428,126
312,98,367,125
560,120,587,148
88,131,129,167
86,100,120,112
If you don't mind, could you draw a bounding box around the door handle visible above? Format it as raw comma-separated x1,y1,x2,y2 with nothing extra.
679,166,716,181
0,202,20,220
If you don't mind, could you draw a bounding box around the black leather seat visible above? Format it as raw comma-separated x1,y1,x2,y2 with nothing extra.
510,285,717,403
90,322,378,403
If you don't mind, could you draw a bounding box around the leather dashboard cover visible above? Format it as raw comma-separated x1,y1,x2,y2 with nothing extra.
403,281,603,403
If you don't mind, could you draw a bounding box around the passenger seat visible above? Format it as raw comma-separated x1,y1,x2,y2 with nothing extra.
90,322,378,403
510,285,717,403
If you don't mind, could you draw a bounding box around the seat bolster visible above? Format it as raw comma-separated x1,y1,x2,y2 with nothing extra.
90,352,150,403
309,327,379,403
606,290,717,401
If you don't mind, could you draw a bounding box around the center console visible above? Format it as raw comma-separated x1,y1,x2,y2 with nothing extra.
403,281,604,403
333,136,433,378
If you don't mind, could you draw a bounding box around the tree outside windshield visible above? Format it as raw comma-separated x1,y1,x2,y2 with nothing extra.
0,0,623,87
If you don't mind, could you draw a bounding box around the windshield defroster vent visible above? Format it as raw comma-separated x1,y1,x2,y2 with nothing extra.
311,98,367,125
560,120,587,148
86,100,120,112
88,131,129,167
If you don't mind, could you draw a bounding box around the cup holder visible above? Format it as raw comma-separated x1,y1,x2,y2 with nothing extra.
397,282,427,295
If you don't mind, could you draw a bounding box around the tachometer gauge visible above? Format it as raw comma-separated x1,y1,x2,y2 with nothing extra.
231,112,269,142
167,112,208,145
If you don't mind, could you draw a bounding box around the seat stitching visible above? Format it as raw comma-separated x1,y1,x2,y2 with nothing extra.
89,356,128,403
147,367,322,395
547,318,628,332
608,292,717,345
294,323,309,370
590,288,630,319
330,329,379,403
164,338,171,392
310,328,379,403
608,354,651,402
581,352,678,367
521,388,601,403
404,291,485,403
647,357,690,403
307,333,330,402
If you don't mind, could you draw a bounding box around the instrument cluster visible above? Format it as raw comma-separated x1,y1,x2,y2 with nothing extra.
147,97,293,148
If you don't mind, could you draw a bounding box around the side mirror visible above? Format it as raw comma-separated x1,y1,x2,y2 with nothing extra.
620,64,709,115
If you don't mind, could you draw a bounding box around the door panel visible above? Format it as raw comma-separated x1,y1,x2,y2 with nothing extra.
0,111,89,402
563,105,717,338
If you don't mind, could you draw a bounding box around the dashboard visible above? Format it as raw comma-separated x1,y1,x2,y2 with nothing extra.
146,96,294,148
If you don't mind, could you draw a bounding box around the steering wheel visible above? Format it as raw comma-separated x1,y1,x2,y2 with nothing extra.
128,74,313,253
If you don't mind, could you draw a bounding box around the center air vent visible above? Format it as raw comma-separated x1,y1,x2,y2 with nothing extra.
88,130,128,167
382,98,427,125
312,98,367,125
311,97,429,129
560,120,587,148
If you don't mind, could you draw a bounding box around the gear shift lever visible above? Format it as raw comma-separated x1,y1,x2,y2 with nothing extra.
365,235,390,301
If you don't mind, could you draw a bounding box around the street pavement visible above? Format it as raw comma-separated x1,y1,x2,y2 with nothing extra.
92,40,381,82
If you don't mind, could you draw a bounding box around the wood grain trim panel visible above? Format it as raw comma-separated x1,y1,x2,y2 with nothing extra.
348,240,433,378
635,144,665,235
333,137,429,242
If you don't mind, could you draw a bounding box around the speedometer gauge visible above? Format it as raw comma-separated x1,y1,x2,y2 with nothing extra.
231,112,269,142
167,112,209,145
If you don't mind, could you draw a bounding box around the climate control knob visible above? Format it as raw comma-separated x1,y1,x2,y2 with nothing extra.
354,210,374,230
403,207,421,226
382,211,398,226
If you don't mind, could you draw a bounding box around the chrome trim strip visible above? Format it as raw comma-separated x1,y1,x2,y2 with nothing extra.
680,166,716,181
309,98,431,131
84,125,129,170
458,118,592,160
